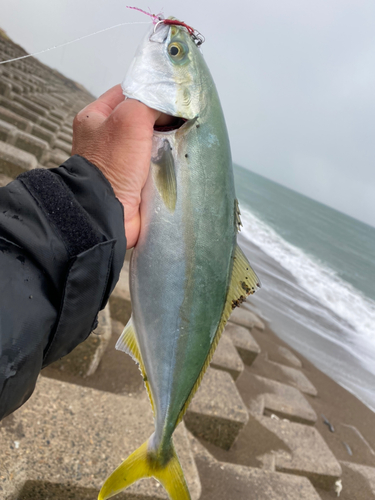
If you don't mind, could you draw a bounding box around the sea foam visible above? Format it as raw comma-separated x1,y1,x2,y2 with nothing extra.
239,207,375,367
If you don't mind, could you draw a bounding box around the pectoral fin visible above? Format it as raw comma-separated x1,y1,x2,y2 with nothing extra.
151,139,177,212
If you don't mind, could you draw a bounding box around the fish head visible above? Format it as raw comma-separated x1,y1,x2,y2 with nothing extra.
122,19,209,120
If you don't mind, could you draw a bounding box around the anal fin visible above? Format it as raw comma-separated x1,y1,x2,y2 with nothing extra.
116,318,156,416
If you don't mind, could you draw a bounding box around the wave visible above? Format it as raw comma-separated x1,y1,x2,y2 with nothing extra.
239,207,375,365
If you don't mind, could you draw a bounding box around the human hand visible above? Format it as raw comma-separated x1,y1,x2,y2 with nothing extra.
72,84,172,248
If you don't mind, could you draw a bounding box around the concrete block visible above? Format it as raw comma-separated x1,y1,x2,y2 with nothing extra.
340,462,375,498
57,131,72,144
0,118,15,142
12,94,48,117
53,138,71,155
36,116,59,133
48,149,69,166
0,106,32,132
28,95,55,111
210,331,244,380
0,377,201,500
259,416,342,489
47,114,62,126
0,173,12,187
229,306,265,330
0,78,12,98
185,367,249,450
0,141,37,178
263,360,318,397
0,96,40,123
14,131,50,162
237,371,317,425
189,433,322,500
0,75,23,94
61,125,73,136
44,305,112,378
271,346,302,368
31,123,55,145
109,260,132,326
225,322,260,365
50,109,68,121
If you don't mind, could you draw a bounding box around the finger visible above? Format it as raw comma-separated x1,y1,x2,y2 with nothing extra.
108,98,159,135
155,112,175,127
96,84,125,112
80,84,125,121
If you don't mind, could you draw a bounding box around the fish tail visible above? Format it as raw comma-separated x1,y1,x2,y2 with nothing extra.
98,436,191,500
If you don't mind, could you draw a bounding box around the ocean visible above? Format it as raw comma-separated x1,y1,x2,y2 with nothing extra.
233,164,375,412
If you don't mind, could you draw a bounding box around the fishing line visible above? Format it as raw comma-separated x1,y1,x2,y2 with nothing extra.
0,21,150,65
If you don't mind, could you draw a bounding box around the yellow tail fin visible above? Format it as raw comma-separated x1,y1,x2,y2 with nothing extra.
98,437,191,500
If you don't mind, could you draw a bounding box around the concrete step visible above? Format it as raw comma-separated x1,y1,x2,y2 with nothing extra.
61,125,73,136
0,95,40,123
0,376,201,500
225,322,261,365
53,138,71,155
109,260,132,326
0,119,16,142
229,306,265,330
268,345,303,368
56,131,72,144
252,358,318,397
46,149,69,168
0,106,32,132
210,331,244,380
189,432,322,499
0,75,24,95
258,416,342,490
0,78,12,98
339,462,375,498
184,367,249,450
0,140,37,178
10,130,50,162
50,109,68,121
28,94,55,111
12,94,48,117
31,123,56,146
237,371,317,425
36,116,59,133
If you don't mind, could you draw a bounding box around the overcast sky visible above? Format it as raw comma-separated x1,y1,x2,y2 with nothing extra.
1,0,374,227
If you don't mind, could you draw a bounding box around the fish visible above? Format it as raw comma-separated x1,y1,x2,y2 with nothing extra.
98,16,260,500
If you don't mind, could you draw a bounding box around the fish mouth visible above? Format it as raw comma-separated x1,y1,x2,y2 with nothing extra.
154,117,188,132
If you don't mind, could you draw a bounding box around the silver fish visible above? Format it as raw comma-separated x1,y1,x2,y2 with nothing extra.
99,17,260,500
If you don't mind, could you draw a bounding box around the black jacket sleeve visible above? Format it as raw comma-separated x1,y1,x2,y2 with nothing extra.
0,155,126,420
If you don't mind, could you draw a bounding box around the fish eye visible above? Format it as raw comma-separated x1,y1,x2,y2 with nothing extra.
167,42,188,62
169,45,180,56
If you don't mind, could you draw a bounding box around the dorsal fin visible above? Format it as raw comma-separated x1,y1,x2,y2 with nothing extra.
175,244,260,425
235,198,243,232
151,139,177,212
116,318,156,416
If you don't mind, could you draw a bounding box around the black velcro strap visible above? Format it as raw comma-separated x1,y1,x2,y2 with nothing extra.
19,168,102,257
